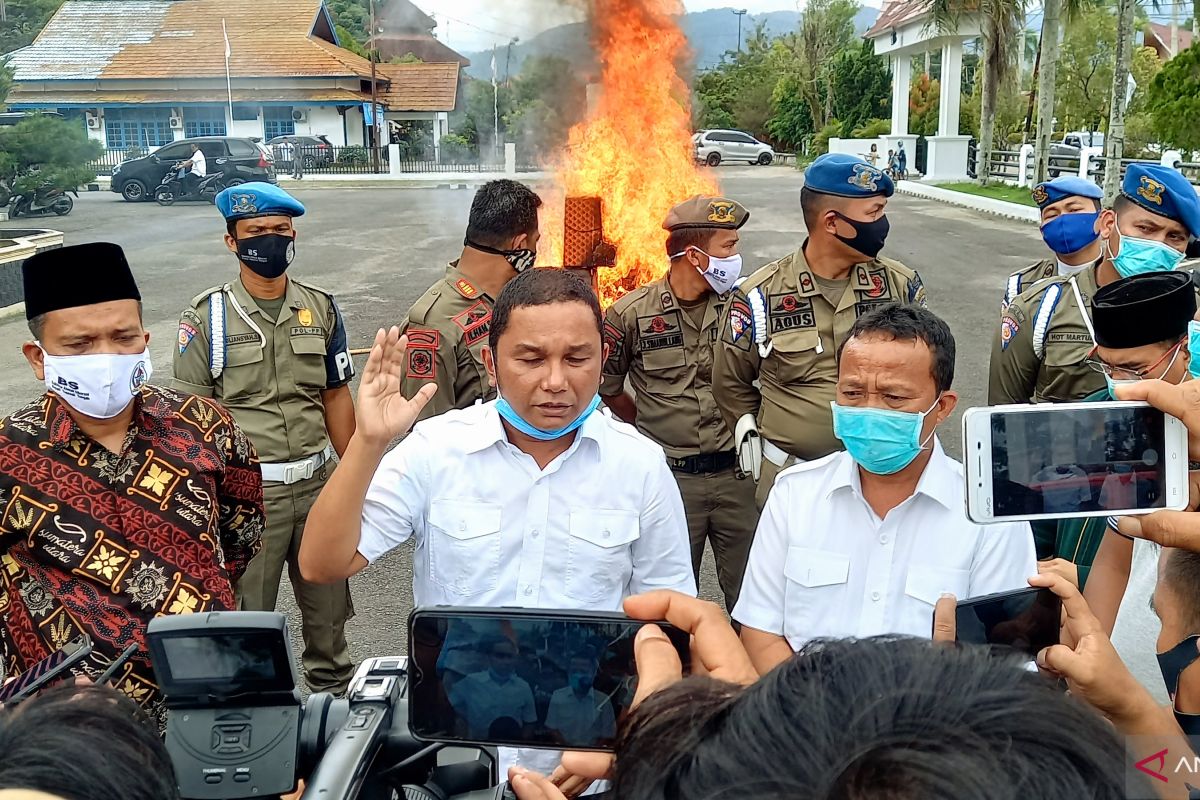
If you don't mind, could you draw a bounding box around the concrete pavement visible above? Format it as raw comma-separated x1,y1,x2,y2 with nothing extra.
0,165,1047,668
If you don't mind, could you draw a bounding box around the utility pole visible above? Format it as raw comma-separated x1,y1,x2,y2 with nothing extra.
1,1,7,23
369,0,380,173
733,9,747,54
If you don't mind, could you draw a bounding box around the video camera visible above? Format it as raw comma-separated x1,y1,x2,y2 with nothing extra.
146,611,508,800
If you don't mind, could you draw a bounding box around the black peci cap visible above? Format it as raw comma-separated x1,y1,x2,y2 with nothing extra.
1092,270,1196,349
22,242,141,320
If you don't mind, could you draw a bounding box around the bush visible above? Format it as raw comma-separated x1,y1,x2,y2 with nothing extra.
337,145,368,164
439,133,475,163
813,119,841,155
850,118,891,139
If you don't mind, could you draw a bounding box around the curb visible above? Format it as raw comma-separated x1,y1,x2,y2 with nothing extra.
896,180,1040,224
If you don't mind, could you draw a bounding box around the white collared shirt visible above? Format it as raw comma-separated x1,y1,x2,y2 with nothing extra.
359,400,697,609
733,441,1037,649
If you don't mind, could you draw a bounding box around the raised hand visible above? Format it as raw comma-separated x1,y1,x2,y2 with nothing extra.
356,327,436,447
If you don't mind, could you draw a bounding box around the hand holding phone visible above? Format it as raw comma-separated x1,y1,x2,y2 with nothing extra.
948,587,1062,658
963,401,1188,523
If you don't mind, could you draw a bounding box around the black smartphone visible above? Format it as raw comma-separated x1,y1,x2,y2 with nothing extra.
408,607,691,752
0,634,93,704
951,587,1062,658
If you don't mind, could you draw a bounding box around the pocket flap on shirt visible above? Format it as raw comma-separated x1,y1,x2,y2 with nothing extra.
225,344,264,368
641,347,686,371
770,329,821,355
783,547,850,588
904,565,970,606
429,500,502,541
290,334,327,356
568,509,640,548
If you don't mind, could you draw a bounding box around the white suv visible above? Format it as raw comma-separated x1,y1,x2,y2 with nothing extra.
694,130,775,166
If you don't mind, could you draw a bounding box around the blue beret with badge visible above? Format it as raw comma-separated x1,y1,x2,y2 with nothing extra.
803,152,894,199
1031,176,1102,208
216,181,305,222
1121,163,1200,239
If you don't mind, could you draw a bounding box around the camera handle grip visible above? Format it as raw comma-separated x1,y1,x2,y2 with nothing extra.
304,703,391,800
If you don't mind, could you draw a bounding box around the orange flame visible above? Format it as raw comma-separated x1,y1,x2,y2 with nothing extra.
537,0,719,308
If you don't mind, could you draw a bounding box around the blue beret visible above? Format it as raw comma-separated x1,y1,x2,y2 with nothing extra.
216,181,305,221
803,153,894,199
1121,164,1200,239
1031,176,1102,208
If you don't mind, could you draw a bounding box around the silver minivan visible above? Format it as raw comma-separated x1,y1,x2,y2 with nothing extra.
694,130,775,166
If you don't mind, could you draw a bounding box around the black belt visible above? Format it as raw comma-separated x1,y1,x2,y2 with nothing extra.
667,450,737,474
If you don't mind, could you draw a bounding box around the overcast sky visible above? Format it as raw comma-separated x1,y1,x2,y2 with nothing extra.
413,0,859,54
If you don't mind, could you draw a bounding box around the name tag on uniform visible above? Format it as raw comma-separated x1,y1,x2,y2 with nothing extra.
290,326,324,336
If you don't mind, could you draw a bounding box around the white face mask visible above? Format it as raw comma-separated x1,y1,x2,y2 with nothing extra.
672,248,743,295
41,347,153,420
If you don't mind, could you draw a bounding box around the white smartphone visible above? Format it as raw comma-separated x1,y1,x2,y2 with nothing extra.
962,401,1189,524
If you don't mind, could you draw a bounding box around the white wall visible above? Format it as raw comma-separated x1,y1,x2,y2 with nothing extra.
292,106,344,144
227,111,264,139
345,108,366,146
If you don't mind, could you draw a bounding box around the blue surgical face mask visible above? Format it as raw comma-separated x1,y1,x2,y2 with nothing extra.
495,393,602,441
1105,375,1140,398
830,396,940,475
1107,225,1186,278
1188,321,1200,380
1104,343,1182,397
1041,211,1100,256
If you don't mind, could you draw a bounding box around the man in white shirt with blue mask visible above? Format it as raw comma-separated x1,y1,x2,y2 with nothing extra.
301,267,694,792
735,303,1037,675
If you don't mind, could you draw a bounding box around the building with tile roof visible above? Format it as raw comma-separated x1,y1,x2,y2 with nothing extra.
4,0,464,152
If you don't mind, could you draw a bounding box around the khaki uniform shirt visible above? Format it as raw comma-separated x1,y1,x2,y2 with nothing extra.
1002,259,1056,307
173,278,354,463
988,266,1103,405
713,246,928,461
600,276,730,458
399,265,494,423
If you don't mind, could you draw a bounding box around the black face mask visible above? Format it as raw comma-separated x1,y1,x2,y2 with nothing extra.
237,233,295,279
1158,633,1200,734
832,211,890,260
464,237,536,272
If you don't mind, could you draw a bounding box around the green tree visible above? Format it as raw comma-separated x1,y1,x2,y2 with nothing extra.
908,73,941,136
1147,41,1200,153
0,63,12,110
766,75,814,149
0,0,66,54
932,0,1028,183
693,24,779,139
1055,5,1116,132
782,0,859,131
0,114,101,197
829,39,891,137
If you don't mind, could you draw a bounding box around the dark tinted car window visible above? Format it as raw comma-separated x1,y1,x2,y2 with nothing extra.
227,139,257,156
198,141,227,158
155,143,191,160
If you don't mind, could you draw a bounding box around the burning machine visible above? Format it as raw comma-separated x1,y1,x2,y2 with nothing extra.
562,196,613,299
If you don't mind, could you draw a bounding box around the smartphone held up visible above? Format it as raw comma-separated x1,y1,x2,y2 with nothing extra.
962,400,1188,524
407,608,690,752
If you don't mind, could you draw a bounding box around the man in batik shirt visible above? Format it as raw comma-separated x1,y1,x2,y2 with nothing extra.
0,242,264,722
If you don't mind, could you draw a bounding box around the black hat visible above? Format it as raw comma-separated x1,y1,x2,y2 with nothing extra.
1092,270,1196,349
22,242,141,320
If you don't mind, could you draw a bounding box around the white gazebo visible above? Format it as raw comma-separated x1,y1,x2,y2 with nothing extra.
865,0,980,181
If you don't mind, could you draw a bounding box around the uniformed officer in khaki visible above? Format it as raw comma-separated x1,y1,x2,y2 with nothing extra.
989,164,1200,405
399,179,543,422
1001,176,1104,306
173,182,356,694
601,196,759,612
713,152,927,509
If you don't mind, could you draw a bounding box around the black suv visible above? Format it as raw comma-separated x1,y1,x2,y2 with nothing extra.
267,134,336,169
111,136,276,202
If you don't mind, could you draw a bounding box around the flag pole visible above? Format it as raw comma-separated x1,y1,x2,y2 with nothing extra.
222,19,233,120
492,45,499,163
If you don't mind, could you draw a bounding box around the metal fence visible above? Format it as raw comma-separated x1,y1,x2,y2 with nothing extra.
976,149,1200,188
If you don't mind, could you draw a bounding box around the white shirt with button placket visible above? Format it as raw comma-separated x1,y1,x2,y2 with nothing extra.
733,440,1037,650
358,400,696,608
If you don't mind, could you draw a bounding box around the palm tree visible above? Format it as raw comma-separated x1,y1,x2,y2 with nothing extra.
931,0,1028,185
1032,0,1101,183
1102,0,1137,202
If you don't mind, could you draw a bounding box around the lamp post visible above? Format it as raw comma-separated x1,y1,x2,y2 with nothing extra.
369,0,380,172
733,8,748,53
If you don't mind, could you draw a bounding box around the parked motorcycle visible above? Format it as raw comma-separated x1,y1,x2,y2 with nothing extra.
9,185,75,217
154,165,243,206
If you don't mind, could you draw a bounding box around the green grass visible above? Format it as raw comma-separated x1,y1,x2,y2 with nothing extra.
934,181,1038,207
